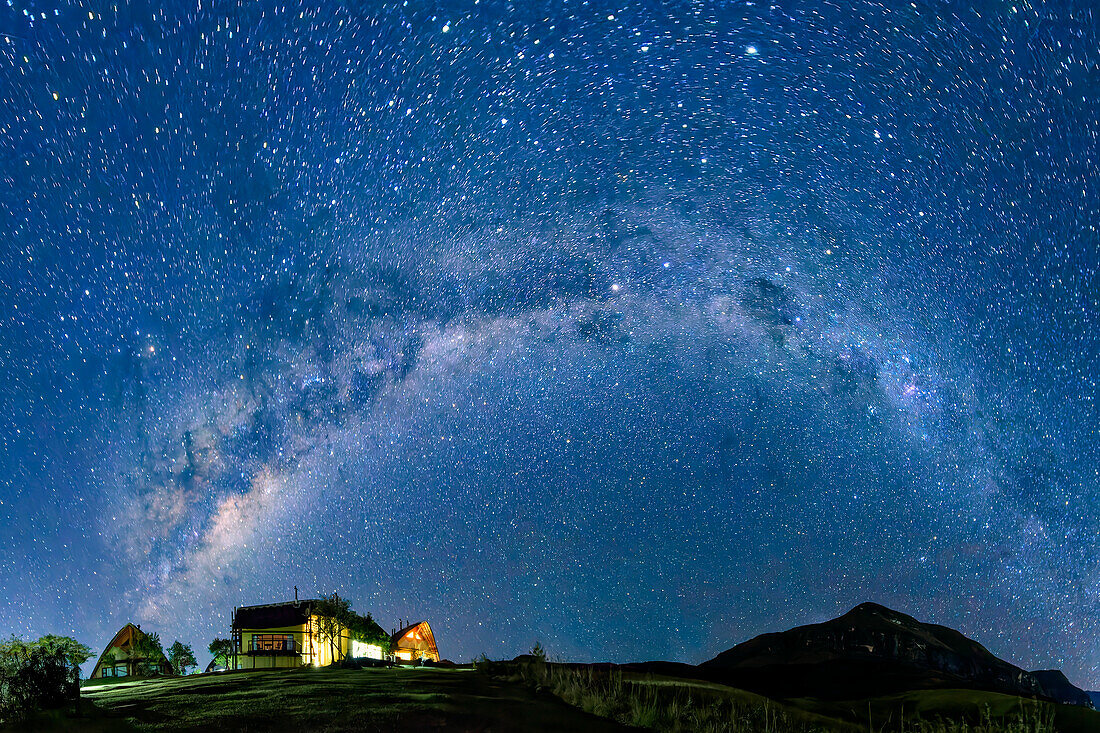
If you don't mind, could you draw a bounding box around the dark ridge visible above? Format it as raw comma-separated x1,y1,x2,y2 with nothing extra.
699,602,1069,703
1030,670,1094,708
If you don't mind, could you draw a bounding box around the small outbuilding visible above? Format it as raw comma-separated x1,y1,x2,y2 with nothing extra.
89,623,171,679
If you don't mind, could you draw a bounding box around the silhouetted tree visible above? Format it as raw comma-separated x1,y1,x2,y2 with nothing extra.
347,610,391,651
313,593,353,663
167,641,197,675
31,635,92,676
208,638,233,669
129,631,165,675
0,635,81,723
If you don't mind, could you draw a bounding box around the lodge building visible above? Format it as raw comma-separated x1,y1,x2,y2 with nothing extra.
231,598,439,669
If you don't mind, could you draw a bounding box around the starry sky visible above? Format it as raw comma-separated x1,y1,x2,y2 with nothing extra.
1,0,1097,686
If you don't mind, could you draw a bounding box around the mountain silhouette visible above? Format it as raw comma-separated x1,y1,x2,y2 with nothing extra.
699,602,1076,702
1030,670,1094,708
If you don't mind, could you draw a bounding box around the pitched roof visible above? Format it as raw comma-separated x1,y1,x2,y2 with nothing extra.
89,623,170,679
232,600,319,630
392,620,438,656
392,621,424,642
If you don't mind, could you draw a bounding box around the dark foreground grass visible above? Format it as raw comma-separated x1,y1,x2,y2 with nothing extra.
12,666,634,732
496,661,857,732
491,660,1100,733
14,665,1099,733
804,689,1100,733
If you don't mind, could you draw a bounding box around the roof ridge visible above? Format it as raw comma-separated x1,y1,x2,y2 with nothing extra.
236,599,321,611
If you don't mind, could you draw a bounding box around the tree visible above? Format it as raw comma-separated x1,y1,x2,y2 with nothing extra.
166,641,197,676
129,631,165,675
0,636,80,724
313,592,353,664
347,610,390,651
208,638,233,669
31,635,92,676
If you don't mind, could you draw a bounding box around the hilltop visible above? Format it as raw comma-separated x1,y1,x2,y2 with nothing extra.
701,602,1047,700
12,603,1098,732
698,602,1092,707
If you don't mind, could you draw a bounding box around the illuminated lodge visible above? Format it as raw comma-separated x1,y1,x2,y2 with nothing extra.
231,600,348,669
230,599,437,669
89,623,172,679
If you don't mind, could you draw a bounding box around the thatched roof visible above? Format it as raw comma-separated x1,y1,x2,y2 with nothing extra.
89,623,171,679
391,620,439,660
232,600,320,630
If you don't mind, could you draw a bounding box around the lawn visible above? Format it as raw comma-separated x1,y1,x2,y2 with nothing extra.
21,666,634,732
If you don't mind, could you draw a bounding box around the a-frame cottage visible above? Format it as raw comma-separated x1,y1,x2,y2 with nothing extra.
391,621,440,662
89,623,172,679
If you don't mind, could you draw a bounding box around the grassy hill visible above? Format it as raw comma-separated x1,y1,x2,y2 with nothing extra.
10,664,1098,732
488,659,1100,733
16,667,632,732
802,688,1100,733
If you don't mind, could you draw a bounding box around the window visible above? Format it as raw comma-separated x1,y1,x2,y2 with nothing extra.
350,640,384,659
103,664,128,678
249,634,296,652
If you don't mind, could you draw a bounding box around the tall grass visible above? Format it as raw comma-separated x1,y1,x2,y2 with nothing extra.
900,706,1055,733
510,661,832,732
499,660,1058,733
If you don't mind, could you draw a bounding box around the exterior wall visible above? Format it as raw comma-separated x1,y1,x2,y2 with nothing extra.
235,623,308,670
237,654,302,670
234,617,352,670
98,646,131,677
349,639,386,660
308,614,351,666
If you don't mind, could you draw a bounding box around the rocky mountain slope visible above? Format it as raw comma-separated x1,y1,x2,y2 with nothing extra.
1030,670,1094,708
700,602,1090,705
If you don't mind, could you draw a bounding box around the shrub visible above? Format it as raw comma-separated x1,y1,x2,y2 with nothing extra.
0,637,80,724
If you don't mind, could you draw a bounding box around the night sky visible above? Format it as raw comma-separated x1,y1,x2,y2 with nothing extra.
1,1,1097,686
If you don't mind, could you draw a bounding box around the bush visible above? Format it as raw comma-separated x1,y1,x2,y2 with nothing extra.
0,637,80,724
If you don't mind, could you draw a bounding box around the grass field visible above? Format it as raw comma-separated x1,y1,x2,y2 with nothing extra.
802,688,1100,733
490,660,1100,733
9,664,1099,732
505,663,859,732
17,667,633,732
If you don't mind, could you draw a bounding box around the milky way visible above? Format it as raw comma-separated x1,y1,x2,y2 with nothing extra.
1,2,1097,686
